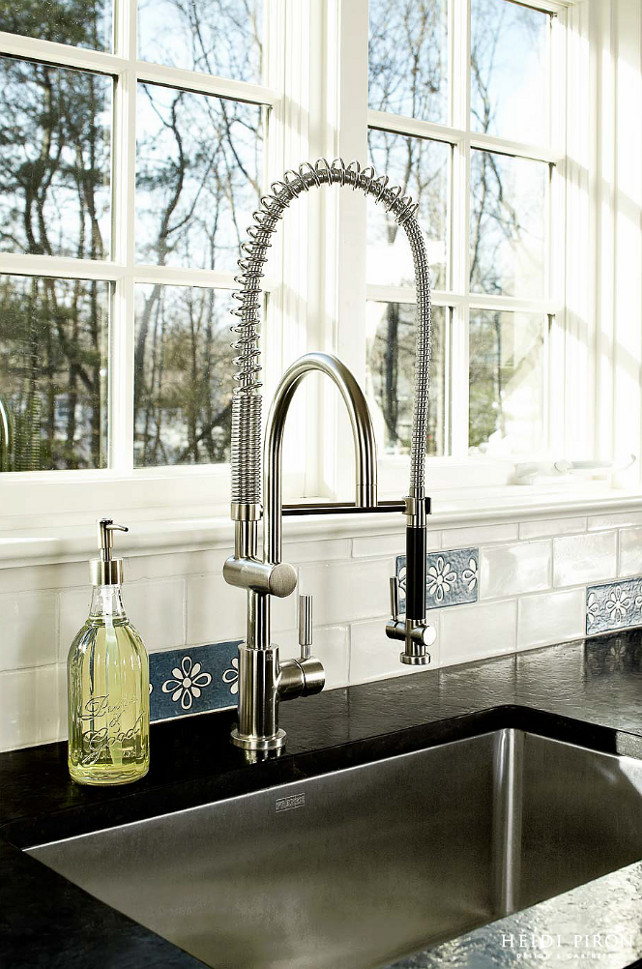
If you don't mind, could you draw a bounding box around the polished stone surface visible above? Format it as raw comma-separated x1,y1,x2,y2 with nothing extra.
390,864,642,968
1,630,641,969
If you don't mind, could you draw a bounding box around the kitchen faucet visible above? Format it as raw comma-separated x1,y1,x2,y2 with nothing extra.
223,158,436,754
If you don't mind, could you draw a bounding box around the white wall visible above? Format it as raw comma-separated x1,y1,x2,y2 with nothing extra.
0,0,641,752
2,504,642,750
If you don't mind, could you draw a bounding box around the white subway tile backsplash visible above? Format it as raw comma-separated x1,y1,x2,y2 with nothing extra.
284,539,352,564
518,517,587,540
441,523,519,548
517,589,585,650
127,548,231,583
480,541,551,600
298,559,394,626
553,531,617,587
0,665,64,750
0,561,86,595
440,600,517,667
0,591,58,672
3,504,640,752
351,530,441,558
59,579,186,659
618,526,642,577
126,579,186,651
588,510,642,531
349,614,440,684
187,573,249,645
58,587,91,659
187,572,297,646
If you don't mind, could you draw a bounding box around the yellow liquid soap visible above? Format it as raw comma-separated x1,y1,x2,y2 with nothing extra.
68,585,150,785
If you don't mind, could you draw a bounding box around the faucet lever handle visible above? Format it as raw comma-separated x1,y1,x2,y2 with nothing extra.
389,577,400,621
298,594,313,660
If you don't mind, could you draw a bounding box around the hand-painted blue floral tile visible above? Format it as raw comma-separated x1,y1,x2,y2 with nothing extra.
586,578,642,636
396,547,479,612
149,640,241,722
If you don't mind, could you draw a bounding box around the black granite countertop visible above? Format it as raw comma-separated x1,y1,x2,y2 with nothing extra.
1,631,641,969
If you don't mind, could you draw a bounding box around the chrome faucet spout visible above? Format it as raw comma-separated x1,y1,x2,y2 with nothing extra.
264,352,378,566
224,158,437,754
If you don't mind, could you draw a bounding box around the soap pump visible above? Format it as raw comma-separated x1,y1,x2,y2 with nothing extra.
67,519,150,786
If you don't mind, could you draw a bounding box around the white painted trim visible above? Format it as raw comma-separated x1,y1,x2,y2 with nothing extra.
612,0,642,467
0,255,274,292
363,0,586,482
368,110,562,164
513,0,579,13
134,62,279,106
0,254,125,281
2,488,641,569
328,0,369,501
366,285,560,315
367,111,465,146
0,31,128,72
2,0,641,525
469,132,562,165
0,31,279,105
0,0,283,516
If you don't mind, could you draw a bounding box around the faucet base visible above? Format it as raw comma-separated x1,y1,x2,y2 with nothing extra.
400,653,430,666
230,726,286,752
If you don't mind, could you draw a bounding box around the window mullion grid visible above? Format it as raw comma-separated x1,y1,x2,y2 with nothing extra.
365,286,461,307
549,7,569,457
134,61,279,107
448,0,471,459
0,0,281,509
121,0,278,479
0,30,128,73
328,0,368,502
110,0,137,474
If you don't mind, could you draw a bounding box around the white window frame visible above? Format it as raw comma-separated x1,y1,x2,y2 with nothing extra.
312,0,577,505
1,0,640,532
0,0,316,526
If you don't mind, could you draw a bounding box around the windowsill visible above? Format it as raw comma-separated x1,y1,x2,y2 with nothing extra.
2,482,642,569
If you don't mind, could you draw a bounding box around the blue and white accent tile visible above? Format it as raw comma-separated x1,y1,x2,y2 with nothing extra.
149,640,241,722
585,577,642,636
396,547,479,612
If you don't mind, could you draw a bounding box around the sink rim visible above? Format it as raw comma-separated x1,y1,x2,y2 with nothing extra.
5,703,642,855
20,724,642,854
20,725,642,969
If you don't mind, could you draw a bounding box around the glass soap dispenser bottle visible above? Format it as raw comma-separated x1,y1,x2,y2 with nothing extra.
68,519,150,785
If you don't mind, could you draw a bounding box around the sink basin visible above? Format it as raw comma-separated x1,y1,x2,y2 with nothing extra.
27,729,642,969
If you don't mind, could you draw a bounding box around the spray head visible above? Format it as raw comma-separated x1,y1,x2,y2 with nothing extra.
90,518,129,586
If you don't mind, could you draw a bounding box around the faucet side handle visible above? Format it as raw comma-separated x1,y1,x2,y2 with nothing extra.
389,577,400,622
386,573,435,664
386,575,406,643
279,594,324,700
298,594,313,660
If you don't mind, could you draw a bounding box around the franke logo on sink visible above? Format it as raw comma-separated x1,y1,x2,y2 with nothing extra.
275,793,305,812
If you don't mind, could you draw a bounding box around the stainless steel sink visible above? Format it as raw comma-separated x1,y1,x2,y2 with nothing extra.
27,730,642,969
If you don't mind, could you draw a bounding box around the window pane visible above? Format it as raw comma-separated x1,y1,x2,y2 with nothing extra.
134,286,235,467
470,150,547,298
369,0,448,124
136,85,262,271
366,302,446,457
138,0,263,83
0,0,112,51
368,130,449,290
469,310,547,454
0,58,112,259
471,0,550,144
0,275,109,471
